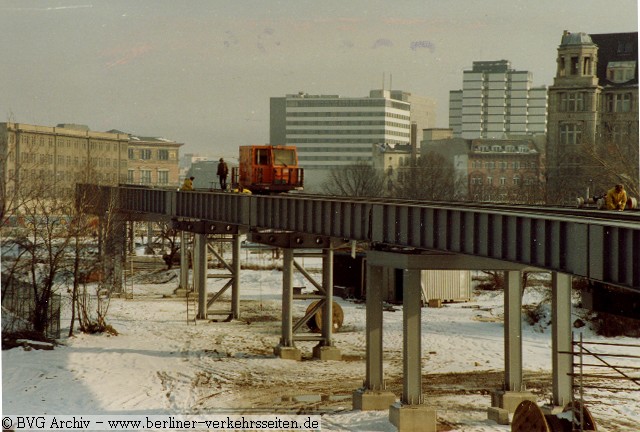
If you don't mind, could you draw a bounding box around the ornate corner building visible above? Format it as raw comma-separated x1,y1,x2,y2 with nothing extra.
547,31,639,204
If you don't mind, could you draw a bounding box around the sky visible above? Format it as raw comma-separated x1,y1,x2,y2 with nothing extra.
1,0,638,159
3,249,640,430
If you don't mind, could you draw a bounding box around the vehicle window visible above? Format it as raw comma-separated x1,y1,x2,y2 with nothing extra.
273,149,296,166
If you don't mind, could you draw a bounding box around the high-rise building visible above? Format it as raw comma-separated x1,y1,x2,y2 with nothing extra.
449,60,547,139
546,31,639,203
270,90,435,191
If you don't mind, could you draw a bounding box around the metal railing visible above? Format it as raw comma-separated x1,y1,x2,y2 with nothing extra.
571,332,640,431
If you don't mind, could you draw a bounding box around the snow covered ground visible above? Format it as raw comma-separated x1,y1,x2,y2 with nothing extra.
2,250,639,431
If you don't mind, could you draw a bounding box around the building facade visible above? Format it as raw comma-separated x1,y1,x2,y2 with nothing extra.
467,137,545,202
124,133,183,187
0,123,129,206
270,90,434,191
546,31,639,203
449,60,547,139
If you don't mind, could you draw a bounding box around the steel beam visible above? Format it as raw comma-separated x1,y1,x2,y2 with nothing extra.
402,269,423,405
365,263,385,391
551,272,573,406
194,234,207,319
504,271,523,392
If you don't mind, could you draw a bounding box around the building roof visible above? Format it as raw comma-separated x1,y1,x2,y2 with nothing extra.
590,32,639,87
560,31,594,46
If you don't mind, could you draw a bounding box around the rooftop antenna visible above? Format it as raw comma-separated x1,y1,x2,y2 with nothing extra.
382,72,385,90
390,74,392,91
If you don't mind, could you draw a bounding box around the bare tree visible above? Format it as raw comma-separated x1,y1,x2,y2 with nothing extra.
321,162,385,197
580,132,639,199
394,151,459,200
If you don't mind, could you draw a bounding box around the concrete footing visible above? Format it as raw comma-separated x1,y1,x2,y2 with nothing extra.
389,402,437,432
273,345,302,361
312,345,342,361
487,406,510,425
352,388,396,411
491,390,537,413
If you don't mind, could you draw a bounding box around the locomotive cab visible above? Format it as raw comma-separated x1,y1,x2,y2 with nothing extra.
232,145,304,194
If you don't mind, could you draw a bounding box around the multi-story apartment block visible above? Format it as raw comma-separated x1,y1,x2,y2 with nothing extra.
270,90,435,191
467,137,545,202
122,133,183,187
546,31,639,203
449,60,547,139
0,123,129,206
421,129,545,202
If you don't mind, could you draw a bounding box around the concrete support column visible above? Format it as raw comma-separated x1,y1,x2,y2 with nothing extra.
179,231,189,291
275,248,301,360
390,268,436,432
401,269,422,405
231,234,241,319
313,247,342,360
551,272,573,407
504,270,523,392
321,247,334,346
353,263,396,411
194,233,207,319
488,271,535,424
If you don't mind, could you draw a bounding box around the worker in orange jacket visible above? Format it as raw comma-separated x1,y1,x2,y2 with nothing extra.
605,184,627,211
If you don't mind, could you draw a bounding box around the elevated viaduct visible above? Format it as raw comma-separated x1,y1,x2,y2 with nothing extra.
78,184,640,431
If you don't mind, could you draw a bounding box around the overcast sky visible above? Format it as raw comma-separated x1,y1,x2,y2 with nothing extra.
1,0,637,158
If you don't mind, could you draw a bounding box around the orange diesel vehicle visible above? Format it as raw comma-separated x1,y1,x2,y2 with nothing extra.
232,145,304,194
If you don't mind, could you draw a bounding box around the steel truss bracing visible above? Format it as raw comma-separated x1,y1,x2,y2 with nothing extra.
81,184,640,429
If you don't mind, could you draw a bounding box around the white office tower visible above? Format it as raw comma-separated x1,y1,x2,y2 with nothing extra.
449,60,547,139
270,91,414,191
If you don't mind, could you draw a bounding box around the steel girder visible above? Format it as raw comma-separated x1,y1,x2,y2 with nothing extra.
76,185,640,291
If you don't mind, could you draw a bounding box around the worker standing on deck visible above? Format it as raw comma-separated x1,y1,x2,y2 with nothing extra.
605,184,627,211
217,158,229,190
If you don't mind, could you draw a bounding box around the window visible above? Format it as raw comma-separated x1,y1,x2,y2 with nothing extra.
559,92,585,111
128,148,135,159
140,170,151,184
499,177,506,185
158,170,169,184
513,176,520,185
606,61,636,83
140,149,152,160
560,123,582,145
486,176,493,185
606,93,631,112
128,170,134,183
158,149,169,160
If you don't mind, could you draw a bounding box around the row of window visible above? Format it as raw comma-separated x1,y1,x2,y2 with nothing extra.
555,91,634,113
287,99,409,110
299,147,372,153
470,176,538,186
474,145,531,153
291,138,408,144
287,111,410,121
286,120,409,128
289,128,409,136
470,161,537,169
298,155,372,162
127,169,170,184
128,149,172,160
18,152,126,168
17,135,126,152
